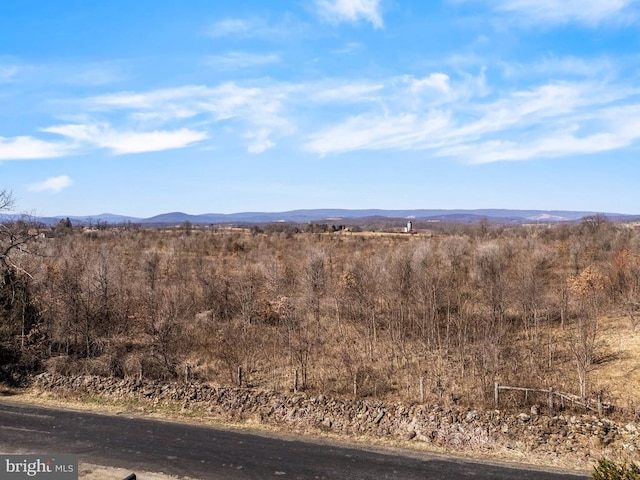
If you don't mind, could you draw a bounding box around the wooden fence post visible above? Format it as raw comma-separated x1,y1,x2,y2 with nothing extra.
598,392,603,416
237,366,242,387
494,382,499,408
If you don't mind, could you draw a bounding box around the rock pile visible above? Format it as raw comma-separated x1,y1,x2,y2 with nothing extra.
33,373,640,466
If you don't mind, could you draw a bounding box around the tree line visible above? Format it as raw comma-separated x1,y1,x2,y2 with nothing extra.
2,191,639,409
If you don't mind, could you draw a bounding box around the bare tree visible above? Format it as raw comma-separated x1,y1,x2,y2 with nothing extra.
514,242,555,340
0,191,36,276
607,246,640,331
336,256,383,361
411,243,442,350
0,190,42,383
567,266,607,399
279,298,315,390
303,250,326,323
385,249,414,366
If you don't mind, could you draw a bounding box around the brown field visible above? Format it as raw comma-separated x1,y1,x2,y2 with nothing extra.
1,215,640,418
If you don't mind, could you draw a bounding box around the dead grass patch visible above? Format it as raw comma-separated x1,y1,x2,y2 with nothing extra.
593,316,640,413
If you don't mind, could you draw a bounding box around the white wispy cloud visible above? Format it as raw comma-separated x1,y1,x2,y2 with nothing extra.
309,81,384,102
28,175,73,194
99,129,207,154
205,17,295,39
207,18,253,37
437,132,634,164
0,136,73,160
464,0,638,25
331,42,364,55
0,59,124,87
0,60,41,84
245,128,276,153
57,61,125,86
84,84,285,123
205,52,281,70
43,123,208,155
200,84,294,152
304,71,487,156
80,83,294,153
305,112,452,155
500,55,616,80
7,54,640,164
409,73,452,94
0,64,21,83
82,86,209,110
303,71,640,163
316,0,384,28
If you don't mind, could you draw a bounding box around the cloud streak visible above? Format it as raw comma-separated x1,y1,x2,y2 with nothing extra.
462,0,639,25
28,175,73,194
0,65,21,83
205,52,281,70
205,17,295,39
4,55,640,164
303,73,640,163
0,136,73,160
79,83,294,153
44,123,208,155
207,18,253,37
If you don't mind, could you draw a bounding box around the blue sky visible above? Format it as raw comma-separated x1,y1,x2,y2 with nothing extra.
2,0,640,217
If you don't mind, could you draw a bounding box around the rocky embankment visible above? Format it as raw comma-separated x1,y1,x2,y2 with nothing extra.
32,373,640,468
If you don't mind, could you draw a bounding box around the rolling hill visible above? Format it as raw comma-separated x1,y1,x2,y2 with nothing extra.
4,208,638,226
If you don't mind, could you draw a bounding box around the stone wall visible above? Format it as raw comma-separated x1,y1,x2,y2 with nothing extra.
32,373,640,468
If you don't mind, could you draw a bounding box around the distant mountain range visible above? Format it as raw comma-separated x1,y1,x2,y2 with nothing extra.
6,208,639,226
